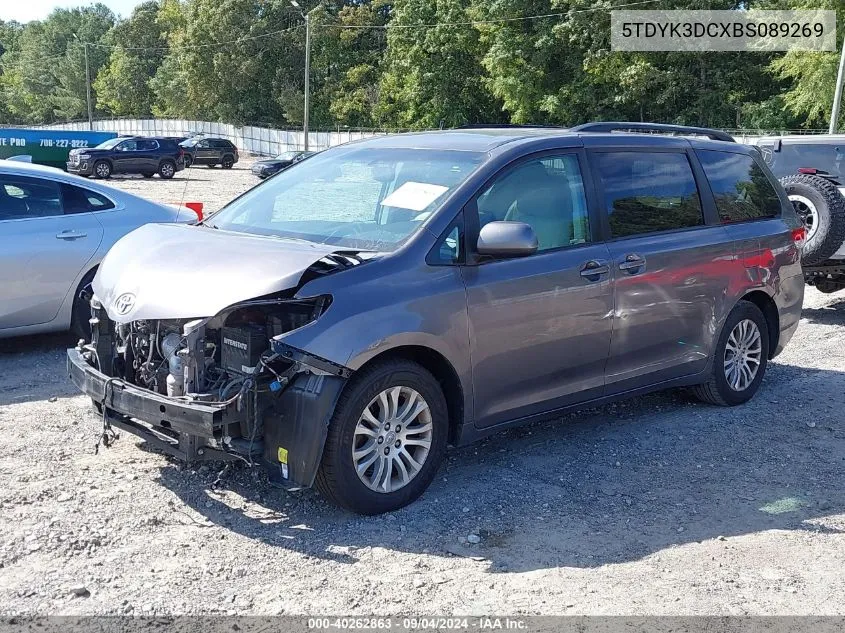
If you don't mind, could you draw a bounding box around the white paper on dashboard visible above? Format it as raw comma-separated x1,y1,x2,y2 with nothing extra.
380,181,449,212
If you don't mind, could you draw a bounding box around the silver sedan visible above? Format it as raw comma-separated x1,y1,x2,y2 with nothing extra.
0,160,187,339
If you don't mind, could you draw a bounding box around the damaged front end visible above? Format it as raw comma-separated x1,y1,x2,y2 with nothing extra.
67,292,350,489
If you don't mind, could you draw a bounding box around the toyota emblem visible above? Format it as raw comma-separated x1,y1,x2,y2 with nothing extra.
114,293,136,316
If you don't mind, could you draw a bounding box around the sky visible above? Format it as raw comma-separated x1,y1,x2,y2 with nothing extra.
2,0,142,23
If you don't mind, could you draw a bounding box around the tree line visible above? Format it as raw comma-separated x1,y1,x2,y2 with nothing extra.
0,0,842,131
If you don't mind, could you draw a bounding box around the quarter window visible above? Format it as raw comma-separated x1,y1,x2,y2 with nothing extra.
595,152,703,238
61,183,115,214
475,154,590,252
696,150,781,223
0,176,63,220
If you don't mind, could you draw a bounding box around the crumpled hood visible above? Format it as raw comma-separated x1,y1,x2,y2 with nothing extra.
93,223,338,323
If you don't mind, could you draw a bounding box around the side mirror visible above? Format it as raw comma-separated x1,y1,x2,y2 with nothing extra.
477,221,538,257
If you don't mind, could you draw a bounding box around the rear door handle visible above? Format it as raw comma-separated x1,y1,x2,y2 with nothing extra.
580,259,610,279
56,230,87,240
618,254,646,272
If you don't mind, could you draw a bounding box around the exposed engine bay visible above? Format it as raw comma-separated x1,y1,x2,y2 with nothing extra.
71,290,350,489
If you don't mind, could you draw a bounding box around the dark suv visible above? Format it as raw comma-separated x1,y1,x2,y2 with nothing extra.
180,137,239,169
67,136,186,179
69,123,804,514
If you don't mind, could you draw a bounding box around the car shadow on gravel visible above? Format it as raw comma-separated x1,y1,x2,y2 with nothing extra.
0,334,78,405
801,295,845,325
156,361,845,573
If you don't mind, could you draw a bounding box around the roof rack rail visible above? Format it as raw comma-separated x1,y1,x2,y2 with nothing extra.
454,124,566,130
571,122,735,143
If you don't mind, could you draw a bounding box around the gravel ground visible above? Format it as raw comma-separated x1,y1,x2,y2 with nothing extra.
1,163,844,616
100,156,264,215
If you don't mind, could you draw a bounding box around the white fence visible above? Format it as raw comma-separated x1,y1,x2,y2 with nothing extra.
41,119,388,156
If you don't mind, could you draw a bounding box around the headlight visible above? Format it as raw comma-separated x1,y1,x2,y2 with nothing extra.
78,154,91,160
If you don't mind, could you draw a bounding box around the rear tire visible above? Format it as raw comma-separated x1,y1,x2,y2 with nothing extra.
315,359,448,514
693,300,769,407
221,155,234,169
93,160,111,179
70,269,96,342
779,174,845,265
158,160,176,179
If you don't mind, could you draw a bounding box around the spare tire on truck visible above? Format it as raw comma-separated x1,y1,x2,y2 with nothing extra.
779,174,845,265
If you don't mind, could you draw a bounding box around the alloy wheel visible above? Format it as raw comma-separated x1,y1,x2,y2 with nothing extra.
95,162,110,178
160,163,175,178
352,386,433,493
789,194,819,242
724,318,763,392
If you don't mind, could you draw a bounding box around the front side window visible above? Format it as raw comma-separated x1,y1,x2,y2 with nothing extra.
0,175,63,220
475,154,590,251
206,146,483,252
696,150,781,223
117,140,137,151
595,151,703,238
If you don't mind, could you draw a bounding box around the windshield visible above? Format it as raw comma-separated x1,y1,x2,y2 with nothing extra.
274,151,299,160
762,142,845,180
96,138,124,150
208,146,484,251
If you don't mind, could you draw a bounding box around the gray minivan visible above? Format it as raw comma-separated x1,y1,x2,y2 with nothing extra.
68,123,805,514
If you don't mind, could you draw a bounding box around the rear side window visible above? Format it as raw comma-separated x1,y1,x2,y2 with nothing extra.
61,183,115,214
696,150,781,223
0,175,63,220
595,152,703,238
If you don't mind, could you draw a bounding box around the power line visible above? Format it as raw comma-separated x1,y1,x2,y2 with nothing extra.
329,0,661,29
85,23,304,52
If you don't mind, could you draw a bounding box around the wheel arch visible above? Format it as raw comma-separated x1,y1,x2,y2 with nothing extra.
740,289,779,359
354,345,465,445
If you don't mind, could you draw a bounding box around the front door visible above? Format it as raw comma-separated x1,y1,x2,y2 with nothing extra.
591,149,734,392
111,139,139,174
194,140,216,165
462,151,614,429
0,174,103,330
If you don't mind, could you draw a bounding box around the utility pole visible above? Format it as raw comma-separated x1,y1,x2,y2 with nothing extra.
84,42,93,130
830,36,845,134
74,34,94,130
290,0,312,151
303,12,311,151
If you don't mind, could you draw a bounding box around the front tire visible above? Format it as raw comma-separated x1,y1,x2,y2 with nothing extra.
70,269,96,342
93,160,111,179
184,154,193,168
693,300,769,406
315,359,448,514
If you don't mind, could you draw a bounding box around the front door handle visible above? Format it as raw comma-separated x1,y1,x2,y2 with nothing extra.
580,259,610,279
618,253,646,273
56,230,87,240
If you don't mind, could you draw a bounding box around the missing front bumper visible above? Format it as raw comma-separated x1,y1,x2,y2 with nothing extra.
67,347,348,489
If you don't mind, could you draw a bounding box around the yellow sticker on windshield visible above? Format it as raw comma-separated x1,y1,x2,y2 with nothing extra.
277,447,288,464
